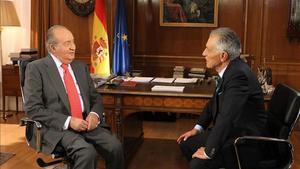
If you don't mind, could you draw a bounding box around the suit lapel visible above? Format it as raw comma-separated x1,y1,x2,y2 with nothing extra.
44,56,70,112
213,76,224,123
212,92,218,123
212,59,238,123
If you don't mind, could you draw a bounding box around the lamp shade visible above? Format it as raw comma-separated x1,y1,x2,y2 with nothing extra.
0,0,20,26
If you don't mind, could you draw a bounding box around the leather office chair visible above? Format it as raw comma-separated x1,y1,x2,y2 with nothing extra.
234,83,300,169
18,59,109,168
18,59,71,168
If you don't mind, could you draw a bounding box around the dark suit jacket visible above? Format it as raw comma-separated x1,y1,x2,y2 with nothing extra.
198,58,268,158
24,55,104,154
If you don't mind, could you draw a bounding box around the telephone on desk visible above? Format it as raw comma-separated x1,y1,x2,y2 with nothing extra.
106,78,122,86
91,74,121,88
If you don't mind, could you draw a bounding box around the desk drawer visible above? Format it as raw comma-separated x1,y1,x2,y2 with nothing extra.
3,75,20,86
102,95,115,105
3,89,21,96
2,65,21,97
122,96,209,109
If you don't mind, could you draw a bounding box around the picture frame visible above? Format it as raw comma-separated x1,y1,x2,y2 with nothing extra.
160,0,219,27
287,0,300,41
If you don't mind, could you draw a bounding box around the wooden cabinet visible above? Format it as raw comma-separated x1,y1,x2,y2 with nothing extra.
2,64,21,120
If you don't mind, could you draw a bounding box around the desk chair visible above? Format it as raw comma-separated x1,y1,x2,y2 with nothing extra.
18,60,109,168
234,83,300,169
18,59,71,168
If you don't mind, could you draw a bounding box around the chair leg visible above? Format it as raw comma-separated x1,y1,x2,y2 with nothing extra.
1,96,13,120
53,165,68,169
36,158,63,168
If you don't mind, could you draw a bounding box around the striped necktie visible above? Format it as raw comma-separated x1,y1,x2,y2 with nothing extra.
215,76,222,93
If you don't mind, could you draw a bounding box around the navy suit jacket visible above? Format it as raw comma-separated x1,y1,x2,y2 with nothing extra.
197,58,268,158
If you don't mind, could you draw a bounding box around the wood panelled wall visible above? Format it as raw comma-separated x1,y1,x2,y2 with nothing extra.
259,0,300,90
37,0,300,90
128,0,245,77
245,0,300,90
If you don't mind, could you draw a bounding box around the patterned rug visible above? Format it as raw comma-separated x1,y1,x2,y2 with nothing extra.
0,152,15,165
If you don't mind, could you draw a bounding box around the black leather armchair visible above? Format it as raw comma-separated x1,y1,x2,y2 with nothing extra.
234,83,300,169
18,59,72,168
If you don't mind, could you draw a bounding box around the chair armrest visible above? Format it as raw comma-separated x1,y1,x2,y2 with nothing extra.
20,117,43,152
99,112,111,130
20,117,42,128
234,136,293,169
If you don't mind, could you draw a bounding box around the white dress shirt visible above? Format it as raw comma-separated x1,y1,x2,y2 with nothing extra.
50,54,98,130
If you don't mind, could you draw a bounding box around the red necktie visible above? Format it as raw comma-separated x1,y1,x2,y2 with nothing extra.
61,64,83,119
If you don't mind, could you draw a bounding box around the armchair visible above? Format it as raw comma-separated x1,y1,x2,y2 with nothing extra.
234,83,300,169
18,59,72,168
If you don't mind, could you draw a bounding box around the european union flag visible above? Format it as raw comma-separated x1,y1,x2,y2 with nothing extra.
113,0,130,76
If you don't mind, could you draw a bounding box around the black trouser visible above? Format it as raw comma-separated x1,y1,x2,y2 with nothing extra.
179,131,239,169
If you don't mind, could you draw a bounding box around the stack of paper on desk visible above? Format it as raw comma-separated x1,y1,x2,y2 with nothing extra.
174,78,198,83
151,85,185,92
152,78,175,83
130,77,154,83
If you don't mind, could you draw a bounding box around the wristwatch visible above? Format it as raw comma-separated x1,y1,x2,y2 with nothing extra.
65,0,95,17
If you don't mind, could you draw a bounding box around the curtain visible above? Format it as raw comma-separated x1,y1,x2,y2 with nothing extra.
30,0,50,58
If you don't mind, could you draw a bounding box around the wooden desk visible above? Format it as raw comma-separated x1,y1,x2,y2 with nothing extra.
2,65,21,120
97,82,215,162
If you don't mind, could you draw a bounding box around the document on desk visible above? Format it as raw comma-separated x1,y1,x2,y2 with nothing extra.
152,78,175,83
130,77,154,83
151,85,185,92
174,78,198,83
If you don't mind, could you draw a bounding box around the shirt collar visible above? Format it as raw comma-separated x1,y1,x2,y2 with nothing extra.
218,65,227,78
50,53,67,68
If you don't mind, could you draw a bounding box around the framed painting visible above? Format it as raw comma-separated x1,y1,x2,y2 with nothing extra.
287,0,300,41
160,0,219,27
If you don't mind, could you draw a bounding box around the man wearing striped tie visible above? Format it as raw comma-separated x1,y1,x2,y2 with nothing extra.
24,25,123,169
177,27,268,169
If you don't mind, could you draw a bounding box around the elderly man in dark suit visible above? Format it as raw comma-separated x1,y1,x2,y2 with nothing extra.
24,25,123,169
177,27,268,169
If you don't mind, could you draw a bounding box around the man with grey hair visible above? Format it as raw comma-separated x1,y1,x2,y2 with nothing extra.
177,27,268,169
24,25,123,169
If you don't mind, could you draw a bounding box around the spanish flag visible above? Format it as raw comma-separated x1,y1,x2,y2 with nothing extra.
91,0,110,78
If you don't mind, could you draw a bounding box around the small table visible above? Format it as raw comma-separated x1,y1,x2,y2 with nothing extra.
1,64,21,120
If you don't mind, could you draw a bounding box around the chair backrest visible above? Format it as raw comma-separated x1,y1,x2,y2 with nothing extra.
19,59,72,167
267,83,300,139
18,59,35,144
19,59,33,102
